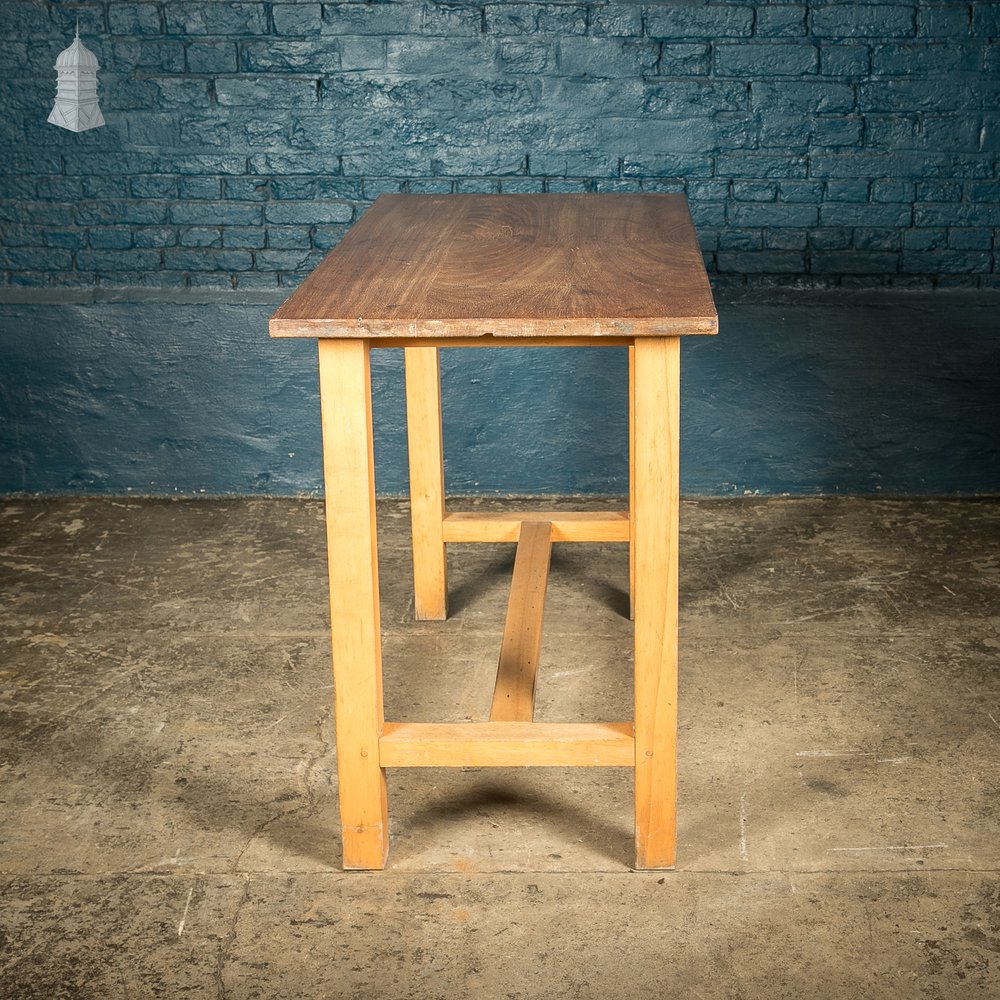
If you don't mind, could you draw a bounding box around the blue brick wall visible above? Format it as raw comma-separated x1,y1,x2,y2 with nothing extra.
0,1,997,290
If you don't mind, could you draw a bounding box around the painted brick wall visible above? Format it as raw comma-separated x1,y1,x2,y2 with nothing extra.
1,0,998,292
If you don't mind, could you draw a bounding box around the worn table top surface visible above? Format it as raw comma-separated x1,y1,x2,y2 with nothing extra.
269,193,718,340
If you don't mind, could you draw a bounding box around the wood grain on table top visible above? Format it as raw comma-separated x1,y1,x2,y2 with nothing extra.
269,193,718,339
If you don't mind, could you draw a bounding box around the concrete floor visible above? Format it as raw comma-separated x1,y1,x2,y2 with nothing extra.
1,496,998,998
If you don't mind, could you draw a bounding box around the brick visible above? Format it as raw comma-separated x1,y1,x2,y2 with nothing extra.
765,229,809,250
904,227,948,250
820,203,913,227
810,5,916,39
857,77,991,112
273,3,323,35
264,201,354,225
178,226,223,248
731,181,777,202
264,224,318,248
872,42,982,76
454,178,502,193
223,227,265,249
755,5,807,38
76,249,161,270
162,249,254,271
164,3,267,36
988,43,1000,74
814,115,864,146
644,4,754,39
902,250,992,273
1,225,45,248
234,271,279,289
170,202,262,226
715,43,818,77
106,39,186,74
322,2,423,35
188,41,238,73
340,36,388,71
864,114,918,149
35,177,82,200
4,272,53,288
1,176,36,199
871,179,912,202
820,44,871,77
255,249,323,271
921,116,982,151
729,202,818,227
544,178,587,193
644,81,747,116
430,146,526,175
49,5,107,36
719,229,763,250
810,228,852,250
177,177,222,200
152,78,212,109
918,5,972,38
715,153,808,178
294,177,366,200
916,180,963,201
88,228,134,250
528,151,619,177
948,228,994,251
716,251,805,273
133,227,177,248
217,77,318,108
540,78,645,118
386,37,494,74
853,228,901,250
965,180,1000,202
421,4,482,36
497,177,546,192
811,251,899,273
823,178,868,203
499,41,557,74
658,43,711,75
108,3,162,35
979,113,1000,152
76,201,169,226
915,203,999,227
226,178,273,201
972,5,1000,36
253,151,344,174
241,39,333,72
640,178,686,194
0,2,50,34
687,180,731,201
558,38,658,77
590,6,643,37
187,273,236,290
620,114,754,155
43,229,86,249
0,203,75,227
485,4,586,35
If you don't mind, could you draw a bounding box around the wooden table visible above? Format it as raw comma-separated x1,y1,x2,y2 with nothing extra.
270,193,718,870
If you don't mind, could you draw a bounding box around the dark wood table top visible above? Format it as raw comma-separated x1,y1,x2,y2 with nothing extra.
269,193,718,340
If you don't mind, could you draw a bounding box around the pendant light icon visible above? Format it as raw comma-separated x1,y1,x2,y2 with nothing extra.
48,21,105,133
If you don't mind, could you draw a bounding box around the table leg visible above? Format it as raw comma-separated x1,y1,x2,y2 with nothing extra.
404,346,448,621
628,343,636,622
631,336,680,870
318,339,389,870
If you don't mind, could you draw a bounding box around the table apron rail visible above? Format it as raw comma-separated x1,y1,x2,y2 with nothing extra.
379,722,635,768
442,511,629,543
